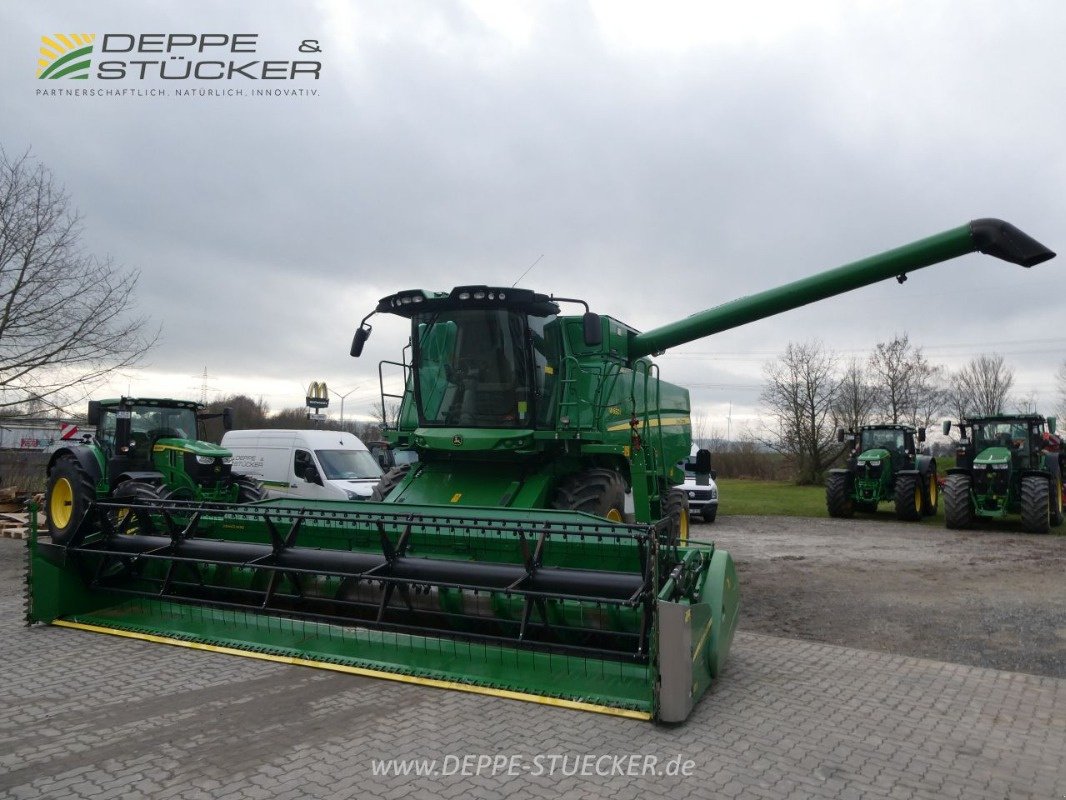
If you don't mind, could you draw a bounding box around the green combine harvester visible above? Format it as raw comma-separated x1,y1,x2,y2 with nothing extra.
826,424,938,520
27,219,1054,722
942,413,1064,533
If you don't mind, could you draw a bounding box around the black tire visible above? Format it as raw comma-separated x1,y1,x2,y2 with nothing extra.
825,472,854,518
1020,475,1051,534
110,480,166,534
1049,475,1064,528
661,488,690,545
920,467,939,517
894,473,922,521
944,474,974,529
232,474,267,503
45,455,96,545
549,468,626,521
371,464,412,502
702,506,717,524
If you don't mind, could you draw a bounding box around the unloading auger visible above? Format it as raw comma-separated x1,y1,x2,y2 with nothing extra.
28,219,1055,722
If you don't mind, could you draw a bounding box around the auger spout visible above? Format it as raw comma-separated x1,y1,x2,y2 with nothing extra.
628,219,1055,360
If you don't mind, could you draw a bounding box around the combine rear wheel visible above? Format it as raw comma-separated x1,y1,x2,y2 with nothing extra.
371,464,411,502
233,475,267,503
550,468,626,522
943,474,974,529
1020,475,1051,534
894,474,922,521
661,489,690,545
45,456,96,545
825,472,854,518
920,465,939,516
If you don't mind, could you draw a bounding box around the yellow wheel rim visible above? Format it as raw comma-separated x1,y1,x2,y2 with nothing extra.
50,477,74,528
679,509,689,545
1057,480,1063,515
929,474,938,509
606,508,623,523
914,482,922,513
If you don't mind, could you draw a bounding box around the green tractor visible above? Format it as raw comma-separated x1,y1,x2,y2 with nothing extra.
826,424,938,520
26,219,1055,722
942,414,1064,533
44,397,265,544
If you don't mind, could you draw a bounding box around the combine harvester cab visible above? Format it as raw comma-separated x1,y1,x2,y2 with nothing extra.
28,219,1055,722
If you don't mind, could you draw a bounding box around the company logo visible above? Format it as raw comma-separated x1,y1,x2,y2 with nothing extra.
37,34,96,80
452,435,464,447
306,381,330,410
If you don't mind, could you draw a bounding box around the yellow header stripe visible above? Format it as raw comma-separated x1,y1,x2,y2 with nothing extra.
51,620,653,721
606,416,690,433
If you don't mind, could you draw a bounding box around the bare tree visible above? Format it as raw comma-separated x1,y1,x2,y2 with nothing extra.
690,408,709,448
833,357,876,433
948,353,1014,418
0,150,156,414
368,400,401,430
1057,361,1066,417
759,340,841,484
868,334,944,428
1014,390,1039,415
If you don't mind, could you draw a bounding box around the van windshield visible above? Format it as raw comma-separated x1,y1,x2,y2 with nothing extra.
315,449,383,480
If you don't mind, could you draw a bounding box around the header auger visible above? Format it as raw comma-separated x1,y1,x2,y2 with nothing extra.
28,219,1054,722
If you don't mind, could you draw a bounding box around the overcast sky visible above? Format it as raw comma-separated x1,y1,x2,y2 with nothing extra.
3,1,1064,432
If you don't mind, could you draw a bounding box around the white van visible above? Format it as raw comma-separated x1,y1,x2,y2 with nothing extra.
220,429,383,501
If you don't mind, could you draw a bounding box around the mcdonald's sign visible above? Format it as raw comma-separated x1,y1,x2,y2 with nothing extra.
306,381,329,409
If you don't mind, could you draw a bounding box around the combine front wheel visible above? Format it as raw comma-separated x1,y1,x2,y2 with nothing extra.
550,468,626,522
894,474,922,521
1020,475,1051,534
825,473,854,518
45,456,96,544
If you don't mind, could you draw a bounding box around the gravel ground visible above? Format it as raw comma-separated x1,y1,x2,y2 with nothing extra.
692,515,1066,678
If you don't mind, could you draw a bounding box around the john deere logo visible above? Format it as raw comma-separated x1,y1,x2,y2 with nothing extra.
37,34,95,80
452,434,463,447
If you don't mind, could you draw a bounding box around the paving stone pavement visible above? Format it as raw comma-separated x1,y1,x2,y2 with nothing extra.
1,539,1064,799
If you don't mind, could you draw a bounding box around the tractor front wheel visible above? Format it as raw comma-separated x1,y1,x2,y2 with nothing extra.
371,464,411,502
825,473,854,518
661,488,691,545
1020,475,1051,534
894,474,922,521
550,468,626,522
233,475,268,503
111,480,166,534
944,474,974,529
45,456,96,545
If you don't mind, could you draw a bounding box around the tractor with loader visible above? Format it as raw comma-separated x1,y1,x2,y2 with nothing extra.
27,219,1054,722
826,424,938,520
44,397,265,543
942,414,1064,533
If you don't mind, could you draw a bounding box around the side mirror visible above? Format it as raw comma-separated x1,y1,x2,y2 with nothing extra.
87,401,101,426
710,470,718,481
918,427,926,443
351,326,371,357
836,427,846,443
222,407,234,431
1048,417,1057,434
303,464,322,485
695,448,712,474
941,420,951,436
582,312,603,347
